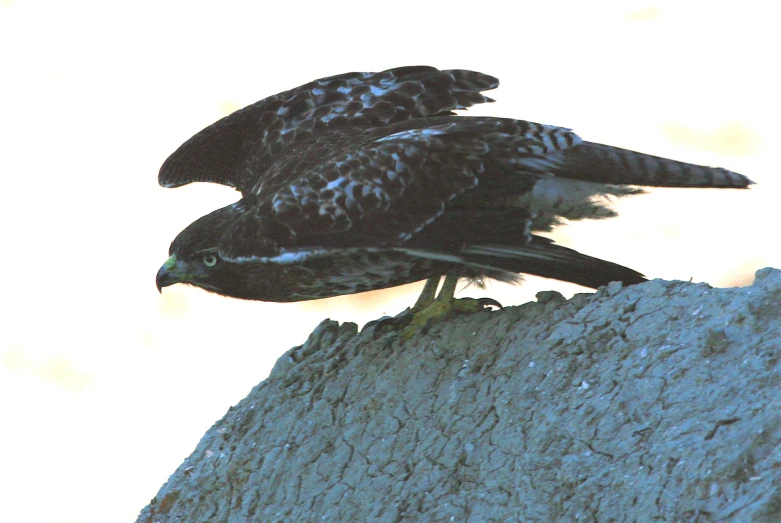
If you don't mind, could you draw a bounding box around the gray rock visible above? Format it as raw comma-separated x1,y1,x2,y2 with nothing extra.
136,269,781,523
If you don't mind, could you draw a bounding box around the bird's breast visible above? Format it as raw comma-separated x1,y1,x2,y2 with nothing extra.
273,250,447,301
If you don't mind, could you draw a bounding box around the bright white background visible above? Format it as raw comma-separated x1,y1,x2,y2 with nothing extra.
1,1,778,521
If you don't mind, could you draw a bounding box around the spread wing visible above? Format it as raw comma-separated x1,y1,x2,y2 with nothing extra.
216,118,580,262
158,66,498,193
214,113,751,264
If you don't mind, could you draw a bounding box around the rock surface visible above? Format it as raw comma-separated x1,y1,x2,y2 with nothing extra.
136,268,781,523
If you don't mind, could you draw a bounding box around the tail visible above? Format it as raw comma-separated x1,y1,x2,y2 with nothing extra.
557,142,753,188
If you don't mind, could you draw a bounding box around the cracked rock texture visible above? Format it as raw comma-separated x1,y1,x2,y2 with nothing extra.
137,268,781,523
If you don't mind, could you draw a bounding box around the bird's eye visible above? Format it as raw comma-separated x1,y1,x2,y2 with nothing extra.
202,254,218,267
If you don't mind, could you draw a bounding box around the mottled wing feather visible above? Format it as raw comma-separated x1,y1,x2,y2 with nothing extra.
217,118,583,262
270,118,581,244
217,133,479,262
158,66,498,193
272,135,474,242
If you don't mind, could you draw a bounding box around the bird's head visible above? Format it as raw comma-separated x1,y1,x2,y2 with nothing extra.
155,250,227,295
156,201,290,300
156,204,238,296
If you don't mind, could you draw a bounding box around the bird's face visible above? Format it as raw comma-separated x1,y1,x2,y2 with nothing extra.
156,246,288,300
156,202,263,299
156,209,303,302
156,203,231,295
156,246,316,302
156,249,227,295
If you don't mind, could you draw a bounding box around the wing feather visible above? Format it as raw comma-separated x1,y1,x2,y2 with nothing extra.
158,66,498,193
216,117,581,262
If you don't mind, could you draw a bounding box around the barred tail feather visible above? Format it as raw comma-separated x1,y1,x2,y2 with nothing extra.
559,142,753,188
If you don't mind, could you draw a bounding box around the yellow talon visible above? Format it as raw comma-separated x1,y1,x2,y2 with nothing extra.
400,297,493,339
370,275,502,339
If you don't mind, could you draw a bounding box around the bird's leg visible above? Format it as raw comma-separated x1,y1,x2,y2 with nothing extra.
434,274,502,310
412,276,441,311
365,277,440,336
400,275,502,339
433,274,459,302
366,275,501,339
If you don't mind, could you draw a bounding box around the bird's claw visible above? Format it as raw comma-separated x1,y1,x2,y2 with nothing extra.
476,297,503,310
399,297,500,340
364,297,502,341
363,310,414,339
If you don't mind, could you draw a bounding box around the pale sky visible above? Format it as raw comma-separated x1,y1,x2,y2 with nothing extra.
1,1,778,522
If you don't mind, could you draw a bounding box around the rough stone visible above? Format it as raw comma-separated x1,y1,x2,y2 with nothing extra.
136,269,781,523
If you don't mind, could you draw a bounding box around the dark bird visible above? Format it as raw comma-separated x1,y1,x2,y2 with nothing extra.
156,66,752,322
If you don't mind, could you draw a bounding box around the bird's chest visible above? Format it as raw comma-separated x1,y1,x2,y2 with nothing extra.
281,250,443,301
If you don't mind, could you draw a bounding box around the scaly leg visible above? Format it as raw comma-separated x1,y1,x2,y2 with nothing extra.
434,274,459,302
367,275,502,338
401,275,502,339
366,277,440,336
412,277,441,311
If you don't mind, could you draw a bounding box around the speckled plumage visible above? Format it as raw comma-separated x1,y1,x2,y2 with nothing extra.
156,66,752,301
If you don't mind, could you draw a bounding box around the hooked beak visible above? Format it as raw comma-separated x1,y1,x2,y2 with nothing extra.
156,254,179,293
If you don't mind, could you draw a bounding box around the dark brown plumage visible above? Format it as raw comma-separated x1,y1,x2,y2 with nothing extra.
155,66,752,302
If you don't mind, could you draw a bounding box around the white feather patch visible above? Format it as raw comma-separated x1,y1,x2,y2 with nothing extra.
375,127,448,143
232,247,384,264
